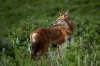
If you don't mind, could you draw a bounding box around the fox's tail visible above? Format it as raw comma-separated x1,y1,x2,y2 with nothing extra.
30,42,39,60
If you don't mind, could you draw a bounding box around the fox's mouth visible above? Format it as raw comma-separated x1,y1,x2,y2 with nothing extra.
51,23,57,26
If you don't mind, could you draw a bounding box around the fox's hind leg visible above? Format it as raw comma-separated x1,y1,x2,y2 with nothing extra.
39,43,49,59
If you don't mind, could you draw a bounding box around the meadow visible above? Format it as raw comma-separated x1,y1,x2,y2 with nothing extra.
0,0,100,66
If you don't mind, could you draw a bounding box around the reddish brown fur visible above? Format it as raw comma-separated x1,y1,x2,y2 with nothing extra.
30,11,75,60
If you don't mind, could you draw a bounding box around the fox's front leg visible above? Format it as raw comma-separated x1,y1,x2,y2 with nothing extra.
57,45,61,58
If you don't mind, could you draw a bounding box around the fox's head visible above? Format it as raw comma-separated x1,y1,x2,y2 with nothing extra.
51,10,72,28
51,9,75,31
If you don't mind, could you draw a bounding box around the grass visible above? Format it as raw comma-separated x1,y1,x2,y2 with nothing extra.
0,0,100,66
0,16,100,66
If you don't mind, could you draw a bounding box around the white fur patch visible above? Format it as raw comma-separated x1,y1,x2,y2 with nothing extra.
57,21,69,28
32,33,37,42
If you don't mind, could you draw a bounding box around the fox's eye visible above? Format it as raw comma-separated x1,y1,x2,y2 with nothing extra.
58,19,60,20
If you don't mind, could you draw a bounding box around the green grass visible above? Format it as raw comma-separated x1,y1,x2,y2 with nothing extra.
0,16,100,66
0,0,100,66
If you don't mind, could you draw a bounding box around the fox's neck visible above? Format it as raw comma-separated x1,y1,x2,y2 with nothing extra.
64,21,74,34
64,23,70,29
57,26,72,35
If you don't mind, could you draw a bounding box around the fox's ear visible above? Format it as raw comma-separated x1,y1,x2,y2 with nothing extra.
59,11,65,16
59,11,61,16
65,9,70,16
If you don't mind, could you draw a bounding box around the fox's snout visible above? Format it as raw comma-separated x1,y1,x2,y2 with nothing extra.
51,22,56,26
51,23,53,25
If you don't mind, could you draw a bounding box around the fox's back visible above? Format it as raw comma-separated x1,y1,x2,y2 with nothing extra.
30,27,65,44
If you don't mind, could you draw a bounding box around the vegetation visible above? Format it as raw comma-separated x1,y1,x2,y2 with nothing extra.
0,0,100,66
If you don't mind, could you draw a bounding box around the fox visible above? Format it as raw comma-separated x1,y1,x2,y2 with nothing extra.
30,9,75,60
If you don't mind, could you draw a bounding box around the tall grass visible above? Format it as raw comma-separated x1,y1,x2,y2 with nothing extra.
0,15,100,66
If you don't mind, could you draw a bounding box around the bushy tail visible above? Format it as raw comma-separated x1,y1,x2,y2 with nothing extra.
30,42,39,60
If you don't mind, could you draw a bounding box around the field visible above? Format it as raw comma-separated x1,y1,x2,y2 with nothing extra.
0,0,100,66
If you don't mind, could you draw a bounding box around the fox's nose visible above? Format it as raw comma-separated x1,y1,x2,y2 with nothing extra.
51,23,53,25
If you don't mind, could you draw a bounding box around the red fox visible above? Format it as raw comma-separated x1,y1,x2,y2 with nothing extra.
30,10,75,60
